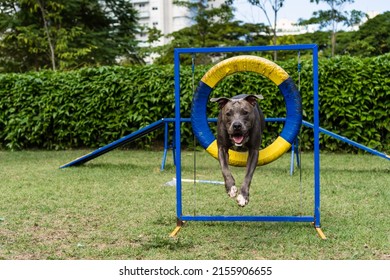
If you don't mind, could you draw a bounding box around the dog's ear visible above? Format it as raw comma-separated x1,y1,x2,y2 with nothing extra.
244,94,264,106
210,97,230,109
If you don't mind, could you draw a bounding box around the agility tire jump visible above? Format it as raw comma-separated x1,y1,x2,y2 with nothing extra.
191,55,302,167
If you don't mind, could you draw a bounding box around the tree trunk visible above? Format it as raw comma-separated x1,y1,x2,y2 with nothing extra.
273,0,278,61
331,31,336,57
37,0,56,70
330,0,336,57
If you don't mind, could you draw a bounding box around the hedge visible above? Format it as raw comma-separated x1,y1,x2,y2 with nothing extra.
0,54,389,153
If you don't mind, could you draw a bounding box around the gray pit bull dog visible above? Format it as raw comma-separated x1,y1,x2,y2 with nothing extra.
210,94,265,207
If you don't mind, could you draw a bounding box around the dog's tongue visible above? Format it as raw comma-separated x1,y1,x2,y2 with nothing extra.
233,135,244,144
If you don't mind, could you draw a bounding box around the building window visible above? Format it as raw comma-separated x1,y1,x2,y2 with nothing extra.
153,22,158,26
152,7,158,10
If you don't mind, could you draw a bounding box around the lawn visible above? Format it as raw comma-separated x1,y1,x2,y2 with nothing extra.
0,149,389,260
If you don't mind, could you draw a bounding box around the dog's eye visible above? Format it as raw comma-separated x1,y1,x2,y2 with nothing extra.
242,110,249,115
226,112,232,117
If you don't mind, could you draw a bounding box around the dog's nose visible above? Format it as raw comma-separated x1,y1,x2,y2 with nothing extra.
233,122,242,131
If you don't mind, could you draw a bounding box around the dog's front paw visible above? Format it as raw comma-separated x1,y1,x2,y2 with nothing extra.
228,185,238,198
236,194,248,207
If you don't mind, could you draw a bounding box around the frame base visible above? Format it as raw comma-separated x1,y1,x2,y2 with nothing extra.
314,227,327,240
169,219,185,237
170,220,327,240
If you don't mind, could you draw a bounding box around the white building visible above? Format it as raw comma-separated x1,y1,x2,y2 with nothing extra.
276,18,316,36
131,0,226,46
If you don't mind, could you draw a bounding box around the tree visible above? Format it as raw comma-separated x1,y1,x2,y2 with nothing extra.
173,0,239,47
297,0,366,57
346,12,390,57
154,1,270,65
0,0,141,72
136,26,164,64
102,0,143,65
0,0,81,71
226,0,285,60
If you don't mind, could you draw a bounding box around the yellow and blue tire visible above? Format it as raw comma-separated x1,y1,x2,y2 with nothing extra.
191,55,302,167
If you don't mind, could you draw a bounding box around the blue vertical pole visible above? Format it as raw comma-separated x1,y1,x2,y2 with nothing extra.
172,126,176,167
174,49,182,220
313,45,321,228
160,120,169,171
290,142,295,176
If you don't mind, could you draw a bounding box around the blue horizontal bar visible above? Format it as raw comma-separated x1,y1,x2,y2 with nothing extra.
179,215,315,223
62,116,388,169
162,117,286,123
174,44,317,54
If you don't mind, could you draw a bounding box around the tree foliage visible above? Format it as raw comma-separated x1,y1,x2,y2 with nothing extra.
345,11,390,57
0,0,141,72
297,0,366,57
153,1,270,65
225,0,285,60
291,12,389,58
0,0,388,71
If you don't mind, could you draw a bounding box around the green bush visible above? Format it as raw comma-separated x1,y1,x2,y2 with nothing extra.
0,54,388,153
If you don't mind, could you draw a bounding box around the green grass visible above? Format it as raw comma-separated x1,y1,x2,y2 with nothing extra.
0,150,389,260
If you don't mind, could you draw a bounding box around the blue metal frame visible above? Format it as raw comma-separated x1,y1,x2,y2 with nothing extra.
174,45,321,227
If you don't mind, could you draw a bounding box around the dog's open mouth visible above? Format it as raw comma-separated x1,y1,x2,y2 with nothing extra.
232,133,246,147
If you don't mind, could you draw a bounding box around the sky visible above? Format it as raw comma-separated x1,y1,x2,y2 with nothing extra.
233,0,389,25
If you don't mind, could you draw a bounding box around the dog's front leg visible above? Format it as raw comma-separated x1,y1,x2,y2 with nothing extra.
218,146,237,198
237,148,259,207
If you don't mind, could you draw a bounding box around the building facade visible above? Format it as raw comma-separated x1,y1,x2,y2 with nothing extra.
130,0,226,46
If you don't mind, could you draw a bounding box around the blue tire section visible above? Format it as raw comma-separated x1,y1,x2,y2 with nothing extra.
191,81,215,149
278,77,302,144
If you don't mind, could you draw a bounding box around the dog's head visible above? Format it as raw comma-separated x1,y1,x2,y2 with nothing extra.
211,94,263,147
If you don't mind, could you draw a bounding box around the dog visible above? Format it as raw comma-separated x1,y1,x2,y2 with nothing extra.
210,94,265,207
